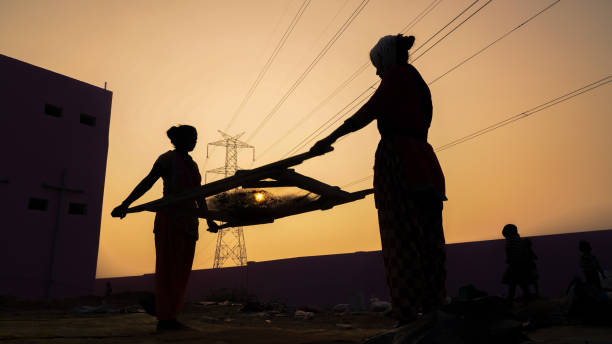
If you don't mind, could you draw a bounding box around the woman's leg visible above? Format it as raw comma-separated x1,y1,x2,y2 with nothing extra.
377,196,446,322
414,197,446,312
154,216,197,321
378,208,418,322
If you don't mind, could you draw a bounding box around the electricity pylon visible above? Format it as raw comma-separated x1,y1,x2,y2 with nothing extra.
206,131,254,269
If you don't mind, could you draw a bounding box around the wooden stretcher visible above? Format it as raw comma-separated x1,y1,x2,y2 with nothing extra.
126,147,373,230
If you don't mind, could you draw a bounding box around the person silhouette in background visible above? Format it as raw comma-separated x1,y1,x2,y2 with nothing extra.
311,34,447,325
579,240,604,290
111,125,218,331
105,281,113,297
102,281,113,305
524,238,539,298
502,224,530,302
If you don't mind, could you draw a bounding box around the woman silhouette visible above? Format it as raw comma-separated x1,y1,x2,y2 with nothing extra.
311,34,447,324
112,125,217,331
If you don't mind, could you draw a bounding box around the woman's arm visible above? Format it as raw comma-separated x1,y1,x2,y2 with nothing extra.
309,100,378,154
111,165,162,219
310,70,396,154
197,197,219,233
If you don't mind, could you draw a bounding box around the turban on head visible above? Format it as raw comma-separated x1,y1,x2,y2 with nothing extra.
369,34,415,77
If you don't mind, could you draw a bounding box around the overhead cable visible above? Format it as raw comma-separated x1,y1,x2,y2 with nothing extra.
435,75,611,152
410,0,481,55
428,0,560,85
247,0,371,143
224,0,311,132
411,0,493,63
341,74,612,188
283,86,376,158
279,0,493,158
256,0,444,159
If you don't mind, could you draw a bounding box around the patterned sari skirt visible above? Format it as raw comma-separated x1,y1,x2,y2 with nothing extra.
373,138,447,321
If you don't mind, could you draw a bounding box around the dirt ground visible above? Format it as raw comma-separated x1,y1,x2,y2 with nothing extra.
0,294,611,344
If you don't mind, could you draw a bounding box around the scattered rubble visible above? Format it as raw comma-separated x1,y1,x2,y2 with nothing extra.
2,291,611,343
198,301,217,306
294,310,315,320
565,277,612,325
118,305,146,313
336,323,354,329
240,300,264,313
200,315,219,323
370,298,392,313
332,303,351,313
364,286,537,344
72,305,110,314
299,305,324,313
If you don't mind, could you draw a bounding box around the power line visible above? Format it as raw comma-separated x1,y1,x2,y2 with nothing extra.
255,0,443,160
335,0,566,188
428,0,560,86
206,1,308,168
343,175,373,188
283,86,375,158
224,0,311,132
257,62,370,160
252,0,359,160
411,0,493,63
400,0,445,34
410,0,480,55
246,0,371,143
288,0,491,157
278,0,492,158
303,0,353,60
434,75,611,152
341,75,612,188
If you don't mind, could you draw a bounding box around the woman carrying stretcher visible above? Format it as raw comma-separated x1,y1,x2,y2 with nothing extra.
111,125,218,331
311,34,447,325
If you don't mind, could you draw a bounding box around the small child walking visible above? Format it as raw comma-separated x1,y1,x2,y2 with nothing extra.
524,238,539,297
579,240,605,290
502,224,530,301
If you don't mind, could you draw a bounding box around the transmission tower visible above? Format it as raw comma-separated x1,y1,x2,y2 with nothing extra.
206,131,254,269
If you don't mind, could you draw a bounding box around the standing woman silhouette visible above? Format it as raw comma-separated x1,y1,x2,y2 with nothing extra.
112,125,218,331
311,34,447,324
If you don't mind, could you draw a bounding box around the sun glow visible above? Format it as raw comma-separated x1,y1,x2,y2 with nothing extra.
254,192,265,202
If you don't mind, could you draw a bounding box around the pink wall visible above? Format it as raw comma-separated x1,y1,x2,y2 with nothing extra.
0,54,112,298
96,229,612,306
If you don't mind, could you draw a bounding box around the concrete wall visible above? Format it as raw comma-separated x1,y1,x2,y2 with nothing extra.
96,229,612,306
0,54,112,298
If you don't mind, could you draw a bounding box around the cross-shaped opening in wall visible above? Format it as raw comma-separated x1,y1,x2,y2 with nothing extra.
42,169,84,298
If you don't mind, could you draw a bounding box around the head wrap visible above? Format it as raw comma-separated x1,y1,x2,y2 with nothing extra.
369,35,398,76
369,34,415,77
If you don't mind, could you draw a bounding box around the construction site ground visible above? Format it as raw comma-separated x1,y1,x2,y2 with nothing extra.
1,294,611,344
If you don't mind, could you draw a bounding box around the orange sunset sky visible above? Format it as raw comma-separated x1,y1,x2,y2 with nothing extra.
1,0,610,278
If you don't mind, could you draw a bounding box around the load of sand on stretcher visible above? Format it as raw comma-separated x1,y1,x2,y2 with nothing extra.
126,147,373,231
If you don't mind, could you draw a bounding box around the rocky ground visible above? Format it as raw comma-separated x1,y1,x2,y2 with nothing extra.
0,293,610,344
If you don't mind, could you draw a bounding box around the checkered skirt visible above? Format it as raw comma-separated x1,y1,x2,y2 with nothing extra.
373,138,447,320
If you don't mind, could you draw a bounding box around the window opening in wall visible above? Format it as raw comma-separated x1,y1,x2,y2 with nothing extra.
68,203,87,215
28,198,48,211
80,113,96,127
44,104,63,117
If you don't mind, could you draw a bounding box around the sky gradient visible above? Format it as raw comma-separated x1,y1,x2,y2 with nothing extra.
1,0,610,278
